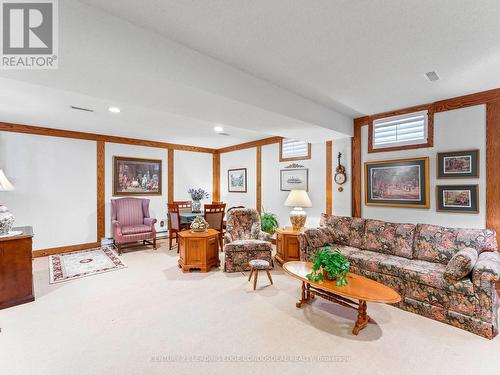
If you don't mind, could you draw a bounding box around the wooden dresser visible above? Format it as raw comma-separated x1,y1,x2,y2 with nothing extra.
275,227,303,265
0,226,34,309
178,229,220,272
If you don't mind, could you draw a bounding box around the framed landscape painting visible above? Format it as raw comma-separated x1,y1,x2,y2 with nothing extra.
280,168,308,191
113,156,162,196
437,150,479,178
364,157,430,208
228,168,247,192
436,185,479,213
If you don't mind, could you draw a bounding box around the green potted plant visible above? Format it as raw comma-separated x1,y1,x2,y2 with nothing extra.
306,247,350,286
260,210,279,235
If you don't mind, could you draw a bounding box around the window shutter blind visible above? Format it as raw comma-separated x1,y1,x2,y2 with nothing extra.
281,138,309,159
373,111,428,149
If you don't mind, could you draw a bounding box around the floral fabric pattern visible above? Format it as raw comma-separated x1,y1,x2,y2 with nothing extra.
224,241,273,273
444,247,478,283
413,224,459,264
319,214,366,247
363,219,415,259
455,228,497,253
224,208,270,243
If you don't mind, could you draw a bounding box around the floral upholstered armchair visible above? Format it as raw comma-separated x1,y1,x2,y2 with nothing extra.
111,198,157,254
223,208,273,272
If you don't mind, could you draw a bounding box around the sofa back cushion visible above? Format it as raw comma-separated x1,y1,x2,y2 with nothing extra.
319,214,365,248
363,219,416,259
414,224,498,265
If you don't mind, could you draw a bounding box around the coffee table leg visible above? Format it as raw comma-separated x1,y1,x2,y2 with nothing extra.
296,281,309,308
352,300,369,335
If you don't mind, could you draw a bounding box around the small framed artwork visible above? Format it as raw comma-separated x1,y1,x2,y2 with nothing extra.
228,168,247,193
436,185,479,213
437,150,479,178
113,156,162,196
280,168,308,191
364,157,430,208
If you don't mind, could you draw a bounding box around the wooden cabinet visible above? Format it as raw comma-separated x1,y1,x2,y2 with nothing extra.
0,226,34,310
275,227,302,265
178,229,220,272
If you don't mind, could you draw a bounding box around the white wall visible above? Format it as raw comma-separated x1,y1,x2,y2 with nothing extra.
174,150,213,202
220,148,256,210
104,143,168,237
0,133,97,250
361,105,486,228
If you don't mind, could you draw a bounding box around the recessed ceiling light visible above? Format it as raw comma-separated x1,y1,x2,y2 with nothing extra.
214,125,224,133
108,106,121,113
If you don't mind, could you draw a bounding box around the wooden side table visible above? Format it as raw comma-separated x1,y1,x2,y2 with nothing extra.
0,226,34,309
178,229,220,272
275,227,303,265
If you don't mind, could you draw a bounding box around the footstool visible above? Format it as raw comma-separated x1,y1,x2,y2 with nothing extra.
248,259,273,290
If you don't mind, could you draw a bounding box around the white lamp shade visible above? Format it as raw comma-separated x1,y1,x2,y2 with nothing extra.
0,170,15,191
285,189,312,208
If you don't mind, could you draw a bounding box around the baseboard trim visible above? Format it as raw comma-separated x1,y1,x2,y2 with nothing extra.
33,242,101,258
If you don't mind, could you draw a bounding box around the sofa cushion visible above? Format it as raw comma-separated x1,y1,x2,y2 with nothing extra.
455,228,497,253
320,214,365,248
302,227,334,249
116,199,144,226
224,240,272,253
413,224,460,265
122,224,152,235
345,249,409,277
399,259,474,295
363,219,416,259
444,247,478,282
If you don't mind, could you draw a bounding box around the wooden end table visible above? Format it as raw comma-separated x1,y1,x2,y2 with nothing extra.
275,227,303,265
178,229,220,272
283,261,401,335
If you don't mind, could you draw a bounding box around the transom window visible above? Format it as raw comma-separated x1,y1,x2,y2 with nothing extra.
372,110,429,150
279,138,311,161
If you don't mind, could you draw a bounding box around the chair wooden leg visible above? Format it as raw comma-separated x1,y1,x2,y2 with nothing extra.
169,232,173,250
266,268,273,285
153,237,157,250
219,234,223,252
248,267,254,282
253,270,258,290
117,244,122,255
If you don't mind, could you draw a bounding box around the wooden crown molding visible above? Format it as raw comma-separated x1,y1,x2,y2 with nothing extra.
217,136,282,153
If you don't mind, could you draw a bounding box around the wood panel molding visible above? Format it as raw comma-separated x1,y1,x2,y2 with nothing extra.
96,141,105,241
256,146,262,213
486,101,500,237
33,242,101,258
212,152,220,202
218,136,282,154
435,88,500,112
351,124,362,218
325,140,333,215
168,149,174,204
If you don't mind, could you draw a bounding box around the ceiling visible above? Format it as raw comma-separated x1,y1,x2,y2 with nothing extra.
81,0,500,116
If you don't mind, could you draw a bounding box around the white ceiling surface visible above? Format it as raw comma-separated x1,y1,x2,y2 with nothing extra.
0,0,353,147
81,0,500,116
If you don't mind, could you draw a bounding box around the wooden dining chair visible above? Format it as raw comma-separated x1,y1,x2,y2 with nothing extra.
212,201,223,204
204,203,226,251
167,203,187,252
173,200,192,212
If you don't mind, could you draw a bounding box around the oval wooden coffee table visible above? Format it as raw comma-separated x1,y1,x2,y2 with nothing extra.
283,261,401,335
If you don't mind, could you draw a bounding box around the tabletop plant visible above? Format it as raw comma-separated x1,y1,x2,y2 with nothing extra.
188,188,209,201
260,210,279,234
306,247,350,286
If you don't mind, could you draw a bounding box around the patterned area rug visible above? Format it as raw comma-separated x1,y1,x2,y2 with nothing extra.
49,246,127,284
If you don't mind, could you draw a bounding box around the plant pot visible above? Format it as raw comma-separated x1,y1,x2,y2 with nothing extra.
192,200,201,213
322,269,337,281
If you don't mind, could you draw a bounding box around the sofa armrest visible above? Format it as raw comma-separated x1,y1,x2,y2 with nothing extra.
298,227,334,261
472,251,500,289
112,220,122,237
144,217,157,228
224,233,233,244
256,231,271,242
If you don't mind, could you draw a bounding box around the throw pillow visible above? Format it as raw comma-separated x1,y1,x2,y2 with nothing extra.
444,247,478,282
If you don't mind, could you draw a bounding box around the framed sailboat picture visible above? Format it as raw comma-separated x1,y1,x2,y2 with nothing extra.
280,168,308,191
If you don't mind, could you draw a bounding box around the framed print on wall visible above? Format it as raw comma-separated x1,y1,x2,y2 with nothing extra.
113,156,162,196
280,168,308,191
436,185,479,213
228,168,247,193
437,150,479,178
364,157,430,208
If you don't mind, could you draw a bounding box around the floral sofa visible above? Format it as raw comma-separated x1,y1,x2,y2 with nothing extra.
298,214,500,339
223,208,273,272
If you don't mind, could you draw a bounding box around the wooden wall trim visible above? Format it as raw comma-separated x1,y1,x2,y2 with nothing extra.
212,152,220,202
33,241,101,258
168,149,174,204
325,140,333,215
0,122,217,153
486,101,500,236
256,146,262,213
96,141,105,242
351,124,362,217
218,136,282,154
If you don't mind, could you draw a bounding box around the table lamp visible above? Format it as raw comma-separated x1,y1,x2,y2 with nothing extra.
284,189,312,231
0,169,15,235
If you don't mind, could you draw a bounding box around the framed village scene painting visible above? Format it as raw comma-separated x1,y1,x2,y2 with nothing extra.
280,168,308,191
113,156,162,196
364,157,430,208
228,168,247,192
436,185,479,213
437,150,479,178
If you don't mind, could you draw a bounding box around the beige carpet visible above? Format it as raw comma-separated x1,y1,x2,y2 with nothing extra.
1,240,499,375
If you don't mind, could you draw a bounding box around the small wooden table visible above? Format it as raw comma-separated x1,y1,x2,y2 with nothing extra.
178,229,220,272
275,227,303,265
283,261,401,335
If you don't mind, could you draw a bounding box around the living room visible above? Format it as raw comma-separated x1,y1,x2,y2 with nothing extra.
1,1,500,374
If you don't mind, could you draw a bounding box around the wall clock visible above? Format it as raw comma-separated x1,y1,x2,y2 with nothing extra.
334,152,347,191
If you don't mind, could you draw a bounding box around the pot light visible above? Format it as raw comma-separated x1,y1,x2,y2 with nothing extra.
108,106,121,113
214,125,224,133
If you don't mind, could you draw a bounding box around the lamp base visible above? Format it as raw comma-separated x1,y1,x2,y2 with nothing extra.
0,205,15,235
290,207,307,231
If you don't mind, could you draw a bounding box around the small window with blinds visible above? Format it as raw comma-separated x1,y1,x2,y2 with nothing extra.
279,138,311,161
370,110,432,152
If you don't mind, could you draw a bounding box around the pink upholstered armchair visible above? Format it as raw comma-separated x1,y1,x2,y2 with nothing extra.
111,198,157,254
